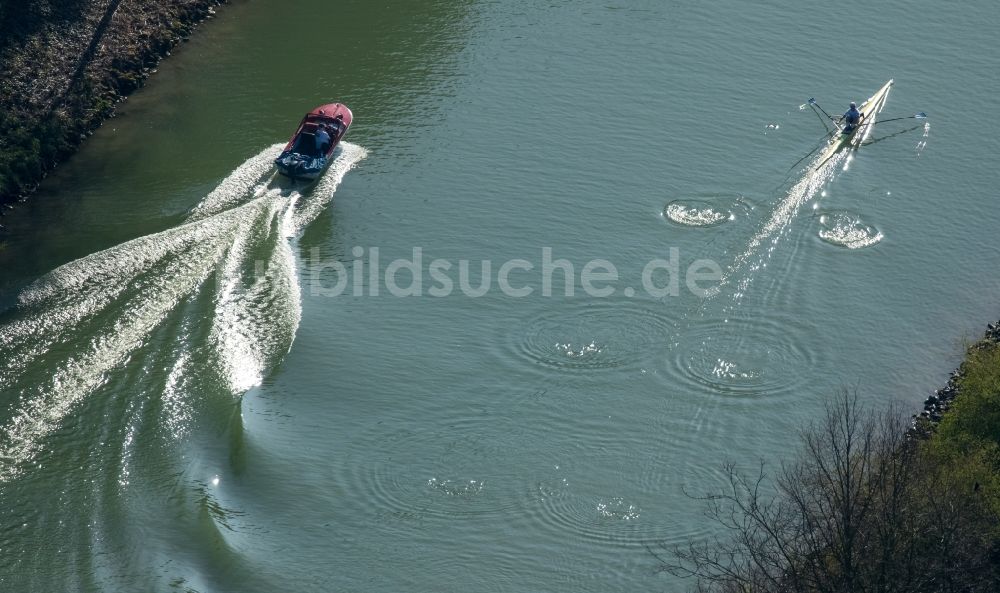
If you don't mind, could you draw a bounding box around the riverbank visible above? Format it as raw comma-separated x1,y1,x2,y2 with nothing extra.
0,0,228,226
915,320,1000,430
667,318,1000,592
917,319,1000,512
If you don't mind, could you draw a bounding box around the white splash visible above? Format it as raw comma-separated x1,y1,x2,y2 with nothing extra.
818,211,884,249
665,202,733,227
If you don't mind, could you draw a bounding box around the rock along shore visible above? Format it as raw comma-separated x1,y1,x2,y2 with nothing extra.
912,319,1000,436
0,0,228,228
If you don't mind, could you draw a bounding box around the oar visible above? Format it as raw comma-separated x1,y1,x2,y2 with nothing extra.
854,112,927,132
860,124,925,147
808,98,840,124
872,112,927,125
785,129,842,174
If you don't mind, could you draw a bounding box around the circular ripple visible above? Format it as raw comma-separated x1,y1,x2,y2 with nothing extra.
506,299,680,372
525,453,724,546
817,210,883,249
664,312,820,400
341,414,532,522
596,497,641,521
531,478,650,543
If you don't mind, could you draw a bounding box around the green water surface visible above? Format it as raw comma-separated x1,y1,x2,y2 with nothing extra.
1,0,998,591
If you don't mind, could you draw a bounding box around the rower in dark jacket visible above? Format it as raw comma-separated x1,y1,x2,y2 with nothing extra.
843,102,862,133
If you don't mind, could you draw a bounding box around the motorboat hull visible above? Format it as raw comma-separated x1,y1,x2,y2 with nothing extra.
275,103,353,180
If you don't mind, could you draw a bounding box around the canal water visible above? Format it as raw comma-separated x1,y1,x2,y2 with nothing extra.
1,0,998,590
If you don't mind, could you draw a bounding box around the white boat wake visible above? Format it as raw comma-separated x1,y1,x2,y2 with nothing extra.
0,143,367,480
718,149,846,305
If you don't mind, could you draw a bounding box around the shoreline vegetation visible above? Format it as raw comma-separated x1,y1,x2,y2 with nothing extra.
660,320,1000,592
0,0,228,228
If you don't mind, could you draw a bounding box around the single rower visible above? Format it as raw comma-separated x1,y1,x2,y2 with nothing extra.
842,101,862,133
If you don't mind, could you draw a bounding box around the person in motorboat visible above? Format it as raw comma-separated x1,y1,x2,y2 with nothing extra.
315,124,332,154
326,114,343,136
842,101,862,133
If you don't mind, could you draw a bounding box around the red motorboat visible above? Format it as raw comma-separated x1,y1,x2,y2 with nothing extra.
274,103,353,180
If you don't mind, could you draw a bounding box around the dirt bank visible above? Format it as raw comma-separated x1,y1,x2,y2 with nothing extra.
0,0,228,225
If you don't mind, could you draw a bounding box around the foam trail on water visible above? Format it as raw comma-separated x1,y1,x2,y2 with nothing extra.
211,142,367,392
188,144,285,221
289,143,369,234
0,143,367,480
718,150,846,305
0,203,259,479
210,189,299,393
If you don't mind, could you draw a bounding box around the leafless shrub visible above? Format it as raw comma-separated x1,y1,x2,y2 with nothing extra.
656,392,999,593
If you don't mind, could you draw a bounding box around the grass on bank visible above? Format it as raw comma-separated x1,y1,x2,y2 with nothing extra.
928,340,1000,514
0,112,73,200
